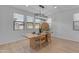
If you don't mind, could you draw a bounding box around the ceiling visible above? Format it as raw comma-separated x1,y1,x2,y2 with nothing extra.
12,5,79,17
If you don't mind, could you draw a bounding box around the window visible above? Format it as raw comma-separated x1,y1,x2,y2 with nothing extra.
26,16,42,29
13,21,24,30
13,13,24,30
34,18,41,29
35,19,41,23
14,13,24,21
26,22,33,29
73,13,79,31
35,23,40,29
26,16,34,29
46,18,52,29
27,16,34,22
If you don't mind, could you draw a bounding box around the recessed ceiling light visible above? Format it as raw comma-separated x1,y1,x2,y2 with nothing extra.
54,6,57,8
25,5,29,7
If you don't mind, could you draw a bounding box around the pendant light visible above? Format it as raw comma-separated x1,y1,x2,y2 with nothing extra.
34,5,48,21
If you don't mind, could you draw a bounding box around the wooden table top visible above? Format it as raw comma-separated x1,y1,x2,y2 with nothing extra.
24,33,47,39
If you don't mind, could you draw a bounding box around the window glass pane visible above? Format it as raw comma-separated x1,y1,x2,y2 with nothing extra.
46,18,52,28
14,13,24,21
27,22,33,29
74,21,79,30
27,16,34,22
35,23,40,29
14,21,24,30
74,13,79,21
46,18,52,24
35,19,41,23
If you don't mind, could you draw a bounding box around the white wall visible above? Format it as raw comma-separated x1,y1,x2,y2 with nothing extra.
0,6,34,45
53,8,79,42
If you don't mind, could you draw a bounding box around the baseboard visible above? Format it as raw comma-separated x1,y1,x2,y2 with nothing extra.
0,38,26,45
54,35,79,42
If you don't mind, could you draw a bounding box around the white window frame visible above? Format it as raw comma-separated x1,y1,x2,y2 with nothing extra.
13,13,25,30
